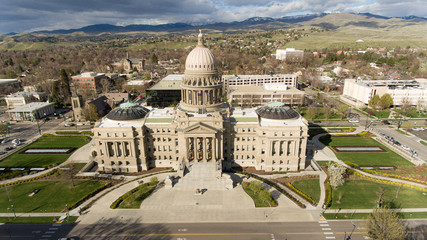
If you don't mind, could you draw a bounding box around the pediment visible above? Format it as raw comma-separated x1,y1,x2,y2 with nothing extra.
183,122,219,134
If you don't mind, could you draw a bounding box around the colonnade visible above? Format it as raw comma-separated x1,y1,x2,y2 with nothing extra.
186,136,218,162
270,140,298,157
181,88,222,106
104,141,132,158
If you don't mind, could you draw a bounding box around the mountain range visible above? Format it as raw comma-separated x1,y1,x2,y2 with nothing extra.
26,13,426,35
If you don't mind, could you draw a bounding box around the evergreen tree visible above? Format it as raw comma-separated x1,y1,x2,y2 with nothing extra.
60,69,71,95
152,53,158,64
51,81,62,108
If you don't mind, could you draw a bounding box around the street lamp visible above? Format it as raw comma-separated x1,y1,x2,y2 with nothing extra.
11,205,16,219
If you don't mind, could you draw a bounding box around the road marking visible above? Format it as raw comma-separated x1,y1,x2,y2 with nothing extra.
319,221,328,223
325,237,336,239
88,233,273,237
322,228,332,230
324,232,334,235
52,223,62,226
271,233,275,240
178,228,187,232
320,224,329,226
363,236,370,239
48,228,58,230
32,231,41,234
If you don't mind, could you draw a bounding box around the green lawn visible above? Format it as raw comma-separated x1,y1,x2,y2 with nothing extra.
116,182,158,209
292,179,321,203
0,136,88,167
395,129,410,136
320,135,413,166
0,180,103,213
420,140,427,146
330,180,427,209
316,161,332,167
0,216,78,223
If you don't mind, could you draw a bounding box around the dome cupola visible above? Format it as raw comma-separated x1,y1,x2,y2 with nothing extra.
256,102,299,120
185,30,217,73
106,102,150,121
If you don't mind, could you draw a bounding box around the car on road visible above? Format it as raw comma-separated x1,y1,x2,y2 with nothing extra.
381,120,391,125
402,145,410,151
0,151,6,155
64,123,75,127
348,119,359,123
4,146,14,151
1,139,10,144
393,140,401,146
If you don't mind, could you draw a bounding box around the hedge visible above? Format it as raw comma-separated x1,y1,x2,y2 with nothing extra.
231,170,306,208
287,182,317,206
361,168,427,185
42,134,90,141
349,169,427,192
0,169,57,189
344,161,359,169
69,183,112,210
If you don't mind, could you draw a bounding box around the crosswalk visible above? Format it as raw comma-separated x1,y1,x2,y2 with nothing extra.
318,220,335,239
39,223,61,240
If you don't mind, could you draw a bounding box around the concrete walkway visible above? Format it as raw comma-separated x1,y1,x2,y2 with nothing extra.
324,208,427,214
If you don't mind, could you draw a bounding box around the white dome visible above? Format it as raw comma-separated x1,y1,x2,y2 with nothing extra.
185,33,216,72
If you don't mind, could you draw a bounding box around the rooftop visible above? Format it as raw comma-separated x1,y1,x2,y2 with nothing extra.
145,108,175,124
229,85,302,93
125,80,152,86
6,102,53,113
222,74,296,80
72,72,105,78
148,79,182,91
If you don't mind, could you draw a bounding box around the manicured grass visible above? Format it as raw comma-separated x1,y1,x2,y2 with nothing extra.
420,140,427,146
0,216,78,223
395,129,410,136
316,161,332,167
242,181,277,207
0,180,103,213
320,135,413,166
292,179,321,203
330,180,427,209
116,182,158,209
145,118,173,123
0,136,88,167
323,212,427,220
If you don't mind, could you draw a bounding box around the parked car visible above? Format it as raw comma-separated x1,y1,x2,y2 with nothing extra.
1,139,10,144
348,119,359,123
402,145,410,151
393,141,401,146
5,146,14,151
64,123,75,127
0,151,6,155
381,120,391,125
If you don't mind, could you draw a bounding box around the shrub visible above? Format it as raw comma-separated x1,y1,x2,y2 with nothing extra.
344,161,359,169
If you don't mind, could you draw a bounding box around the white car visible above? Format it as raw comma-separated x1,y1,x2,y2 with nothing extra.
348,119,359,123
402,145,410,151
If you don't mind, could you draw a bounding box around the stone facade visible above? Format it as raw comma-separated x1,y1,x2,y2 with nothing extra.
91,32,308,173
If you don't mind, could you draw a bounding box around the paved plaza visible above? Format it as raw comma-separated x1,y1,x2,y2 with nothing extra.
76,163,318,224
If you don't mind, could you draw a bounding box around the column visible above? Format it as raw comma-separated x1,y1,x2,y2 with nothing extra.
114,142,119,158
193,137,197,161
213,137,216,160
185,138,189,160
284,140,288,156
203,137,207,162
104,142,109,158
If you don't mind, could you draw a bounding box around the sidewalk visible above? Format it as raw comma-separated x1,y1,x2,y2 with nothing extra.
325,208,427,214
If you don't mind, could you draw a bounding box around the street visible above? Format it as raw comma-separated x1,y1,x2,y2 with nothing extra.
1,219,426,240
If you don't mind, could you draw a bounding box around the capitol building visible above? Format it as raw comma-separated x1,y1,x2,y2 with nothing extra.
91,32,309,173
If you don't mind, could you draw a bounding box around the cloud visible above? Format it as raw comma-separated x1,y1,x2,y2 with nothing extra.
0,0,426,34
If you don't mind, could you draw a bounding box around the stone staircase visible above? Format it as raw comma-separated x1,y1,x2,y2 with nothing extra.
173,162,230,190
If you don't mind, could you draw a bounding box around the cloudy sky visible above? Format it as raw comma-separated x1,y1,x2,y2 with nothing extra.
0,0,426,34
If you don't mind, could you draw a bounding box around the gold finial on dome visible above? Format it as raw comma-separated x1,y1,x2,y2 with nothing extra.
198,29,204,46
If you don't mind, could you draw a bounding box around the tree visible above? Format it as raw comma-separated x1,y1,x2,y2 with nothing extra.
82,104,99,122
323,107,332,121
0,123,9,137
369,94,381,109
51,81,62,108
366,205,407,240
379,93,393,110
327,162,346,189
337,104,349,120
151,53,158,64
306,107,317,121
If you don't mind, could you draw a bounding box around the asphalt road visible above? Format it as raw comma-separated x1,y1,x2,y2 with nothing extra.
2,219,425,240
373,124,427,163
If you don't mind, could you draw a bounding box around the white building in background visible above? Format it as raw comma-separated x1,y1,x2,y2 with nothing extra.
6,102,55,121
275,48,304,62
222,74,297,88
5,91,47,109
341,79,427,108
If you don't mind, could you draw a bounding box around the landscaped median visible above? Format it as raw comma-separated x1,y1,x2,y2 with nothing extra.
110,177,159,209
242,181,277,207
